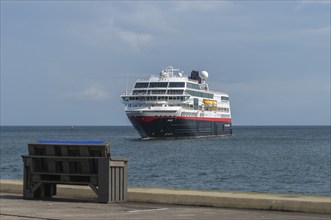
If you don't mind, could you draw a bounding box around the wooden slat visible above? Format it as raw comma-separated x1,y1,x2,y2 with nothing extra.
61,146,68,156
111,166,115,202
45,146,55,156
31,180,91,185
120,167,124,201
23,155,105,159
31,172,98,177
109,161,125,167
79,146,89,156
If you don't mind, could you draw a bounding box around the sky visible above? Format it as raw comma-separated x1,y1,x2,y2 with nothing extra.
1,1,330,126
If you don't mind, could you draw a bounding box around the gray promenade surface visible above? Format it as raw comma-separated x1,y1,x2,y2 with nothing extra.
1,180,330,214
1,192,331,220
1,180,331,219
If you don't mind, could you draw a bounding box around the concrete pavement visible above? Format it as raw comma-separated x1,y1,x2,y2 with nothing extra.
0,180,331,219
1,192,330,220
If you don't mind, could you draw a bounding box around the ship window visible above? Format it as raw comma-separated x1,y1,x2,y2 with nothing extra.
187,82,200,90
221,96,229,101
132,90,147,95
220,108,229,113
187,90,201,97
187,90,213,99
147,96,157,101
167,90,184,94
193,98,199,110
149,82,168,88
187,90,194,96
134,82,149,88
148,90,166,94
202,93,213,99
169,82,185,87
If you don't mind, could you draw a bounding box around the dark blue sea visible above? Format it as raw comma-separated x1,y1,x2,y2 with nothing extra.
1,126,330,196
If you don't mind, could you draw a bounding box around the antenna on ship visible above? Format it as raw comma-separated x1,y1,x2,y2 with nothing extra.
168,66,174,77
200,70,209,90
200,70,208,82
125,72,129,91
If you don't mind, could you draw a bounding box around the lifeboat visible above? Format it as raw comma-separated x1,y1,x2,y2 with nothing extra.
203,99,212,105
203,99,218,105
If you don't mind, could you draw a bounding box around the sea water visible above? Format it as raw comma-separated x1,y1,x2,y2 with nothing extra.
0,126,330,195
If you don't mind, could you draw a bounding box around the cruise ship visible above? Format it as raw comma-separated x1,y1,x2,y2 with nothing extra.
121,66,232,138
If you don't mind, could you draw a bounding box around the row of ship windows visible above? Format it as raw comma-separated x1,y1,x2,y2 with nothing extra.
128,104,181,107
132,89,215,99
181,104,230,112
186,90,213,99
126,103,230,113
124,95,229,102
134,81,202,89
198,107,230,112
135,82,185,88
132,90,183,95
124,96,189,101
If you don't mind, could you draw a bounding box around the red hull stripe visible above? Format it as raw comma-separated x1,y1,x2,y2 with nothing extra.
131,116,231,123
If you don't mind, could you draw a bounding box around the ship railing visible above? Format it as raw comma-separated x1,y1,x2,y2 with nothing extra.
121,91,190,97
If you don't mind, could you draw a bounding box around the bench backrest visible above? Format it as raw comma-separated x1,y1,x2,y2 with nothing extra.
25,142,110,178
28,141,110,157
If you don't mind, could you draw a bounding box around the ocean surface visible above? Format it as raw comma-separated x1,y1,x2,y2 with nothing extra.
0,126,330,196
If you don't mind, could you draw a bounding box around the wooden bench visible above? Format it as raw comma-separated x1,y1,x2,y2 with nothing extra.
22,141,128,203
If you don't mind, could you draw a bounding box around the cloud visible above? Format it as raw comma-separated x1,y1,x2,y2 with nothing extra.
68,1,236,51
297,27,330,36
234,78,328,107
270,26,330,46
66,85,110,101
66,10,153,51
213,76,330,125
117,28,153,49
172,1,234,12
295,0,330,11
70,16,153,51
226,26,331,46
